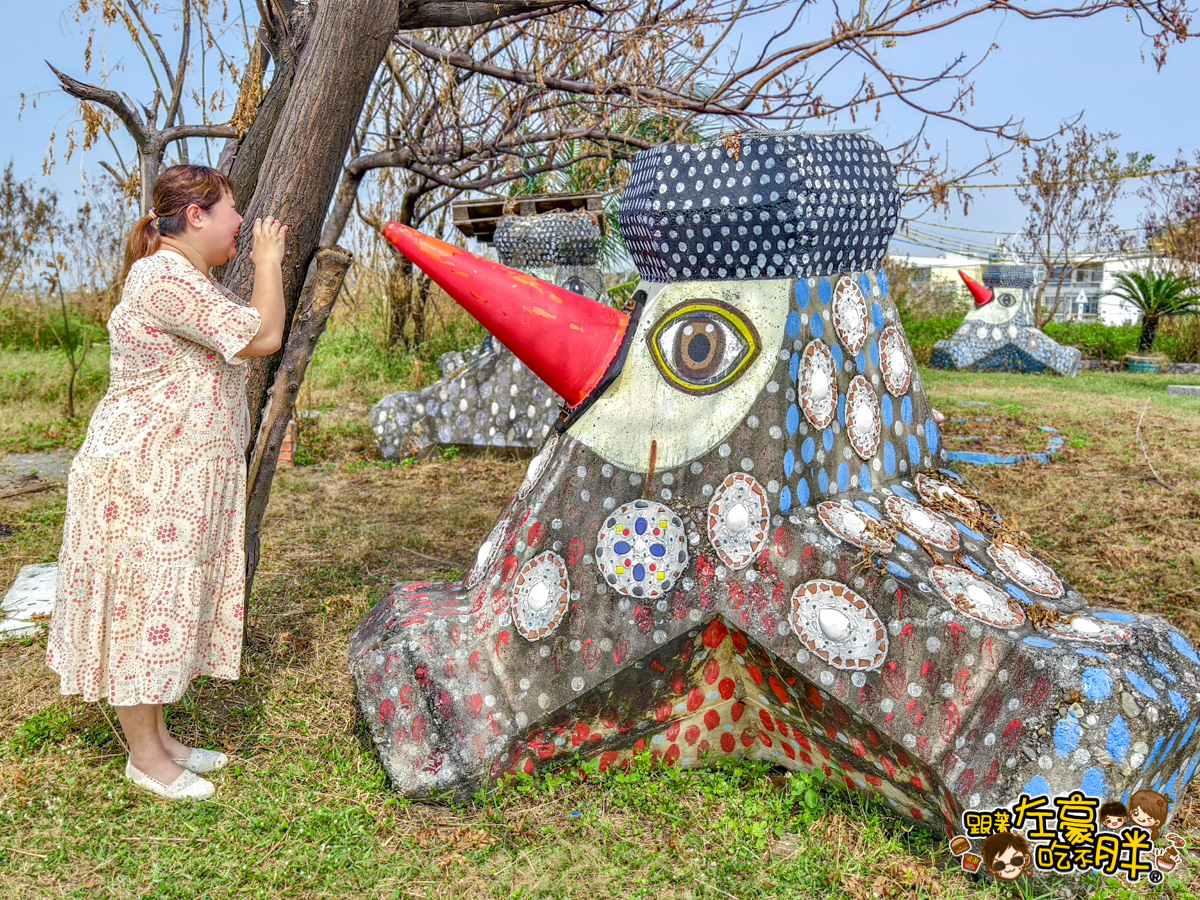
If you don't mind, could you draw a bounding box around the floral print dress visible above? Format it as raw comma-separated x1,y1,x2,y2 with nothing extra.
46,250,262,705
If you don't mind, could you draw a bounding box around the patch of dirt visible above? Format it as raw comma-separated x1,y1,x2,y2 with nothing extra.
0,450,75,491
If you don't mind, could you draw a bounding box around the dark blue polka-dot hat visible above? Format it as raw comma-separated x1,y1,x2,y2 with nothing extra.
617,130,899,282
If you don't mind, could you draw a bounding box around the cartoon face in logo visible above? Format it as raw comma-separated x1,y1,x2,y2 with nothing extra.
1129,790,1172,841
1099,800,1128,831
982,831,1031,881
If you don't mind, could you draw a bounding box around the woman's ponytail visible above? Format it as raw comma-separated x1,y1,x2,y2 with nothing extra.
122,213,161,282
119,165,234,283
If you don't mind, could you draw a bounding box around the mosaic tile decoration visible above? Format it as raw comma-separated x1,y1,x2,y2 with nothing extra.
930,264,1081,376
352,132,1200,861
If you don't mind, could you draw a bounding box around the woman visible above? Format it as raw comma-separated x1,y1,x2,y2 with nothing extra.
45,165,287,800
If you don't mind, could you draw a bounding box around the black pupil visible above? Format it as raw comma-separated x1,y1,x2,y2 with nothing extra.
688,334,711,362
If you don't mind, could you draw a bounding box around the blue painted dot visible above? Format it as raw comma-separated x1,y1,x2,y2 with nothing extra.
837,462,849,492
1144,653,1178,683
779,486,792,514
817,469,829,494
796,280,810,309
1161,732,1180,762
801,437,815,464
649,544,665,558
925,419,940,454
962,556,987,576
852,502,880,520
827,342,843,373
881,395,894,427
900,396,913,424
856,349,867,371
1054,717,1082,756
907,435,921,466
836,394,846,427
811,314,824,339
1169,632,1200,664
787,405,800,435
887,561,911,579
883,442,896,476
872,301,885,330
796,478,810,507
1145,735,1166,770
1025,637,1057,650
633,563,645,581
823,428,835,452
859,273,872,301
878,271,889,297
789,353,800,384
1168,690,1188,719
635,518,647,535
818,278,832,305
1022,775,1051,797
1004,584,1031,604
783,450,795,478
1107,716,1130,763
869,339,880,368
1180,717,1197,748
1076,648,1112,661
955,521,985,542
1094,611,1136,624
614,541,630,555
1080,767,1106,799
860,464,872,493
1124,669,1160,702
894,534,919,553
1163,772,1179,799
1082,668,1113,702
786,311,800,339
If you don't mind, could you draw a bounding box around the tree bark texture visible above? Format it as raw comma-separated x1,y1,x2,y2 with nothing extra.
222,0,402,441
244,246,353,619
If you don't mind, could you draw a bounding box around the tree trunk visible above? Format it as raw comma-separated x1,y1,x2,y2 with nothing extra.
1139,314,1160,354
222,0,402,441
244,247,352,616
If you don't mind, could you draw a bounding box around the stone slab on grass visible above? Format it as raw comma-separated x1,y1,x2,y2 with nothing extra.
1167,385,1200,398
1,562,58,638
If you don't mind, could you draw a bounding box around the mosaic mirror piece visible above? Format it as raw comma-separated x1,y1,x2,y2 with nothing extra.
1038,615,1132,644
845,375,881,460
511,551,571,641
817,500,892,551
832,276,868,354
799,340,837,429
884,496,958,550
987,541,1064,599
594,500,688,599
878,326,911,397
915,473,980,519
790,580,888,671
931,565,1026,628
707,473,770,570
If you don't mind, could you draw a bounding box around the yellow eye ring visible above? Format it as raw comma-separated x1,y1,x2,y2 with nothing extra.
647,298,760,395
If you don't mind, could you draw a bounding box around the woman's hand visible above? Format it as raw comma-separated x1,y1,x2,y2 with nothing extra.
250,216,289,268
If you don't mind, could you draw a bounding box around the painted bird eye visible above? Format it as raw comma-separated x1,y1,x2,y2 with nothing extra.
648,299,760,394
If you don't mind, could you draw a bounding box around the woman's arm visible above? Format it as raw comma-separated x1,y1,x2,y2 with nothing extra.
235,217,289,358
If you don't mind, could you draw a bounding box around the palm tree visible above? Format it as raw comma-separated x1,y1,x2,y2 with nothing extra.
1110,268,1200,354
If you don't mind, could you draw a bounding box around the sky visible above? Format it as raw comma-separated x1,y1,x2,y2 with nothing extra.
3,2,1198,261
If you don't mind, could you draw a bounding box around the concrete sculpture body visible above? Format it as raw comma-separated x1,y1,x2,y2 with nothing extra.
350,133,1199,851
369,211,606,458
931,266,1082,376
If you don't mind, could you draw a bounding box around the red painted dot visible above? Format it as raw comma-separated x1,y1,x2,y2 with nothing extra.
758,710,775,732
718,677,736,700
687,687,706,712
730,702,745,722
740,730,756,748
704,710,721,731
665,744,681,765
720,733,736,753
666,721,681,742
704,658,721,685
684,725,701,746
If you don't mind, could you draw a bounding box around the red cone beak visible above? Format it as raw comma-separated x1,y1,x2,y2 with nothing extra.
383,223,630,409
958,270,993,307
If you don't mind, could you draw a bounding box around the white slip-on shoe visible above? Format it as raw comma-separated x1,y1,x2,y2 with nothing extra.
125,761,216,800
173,748,229,775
